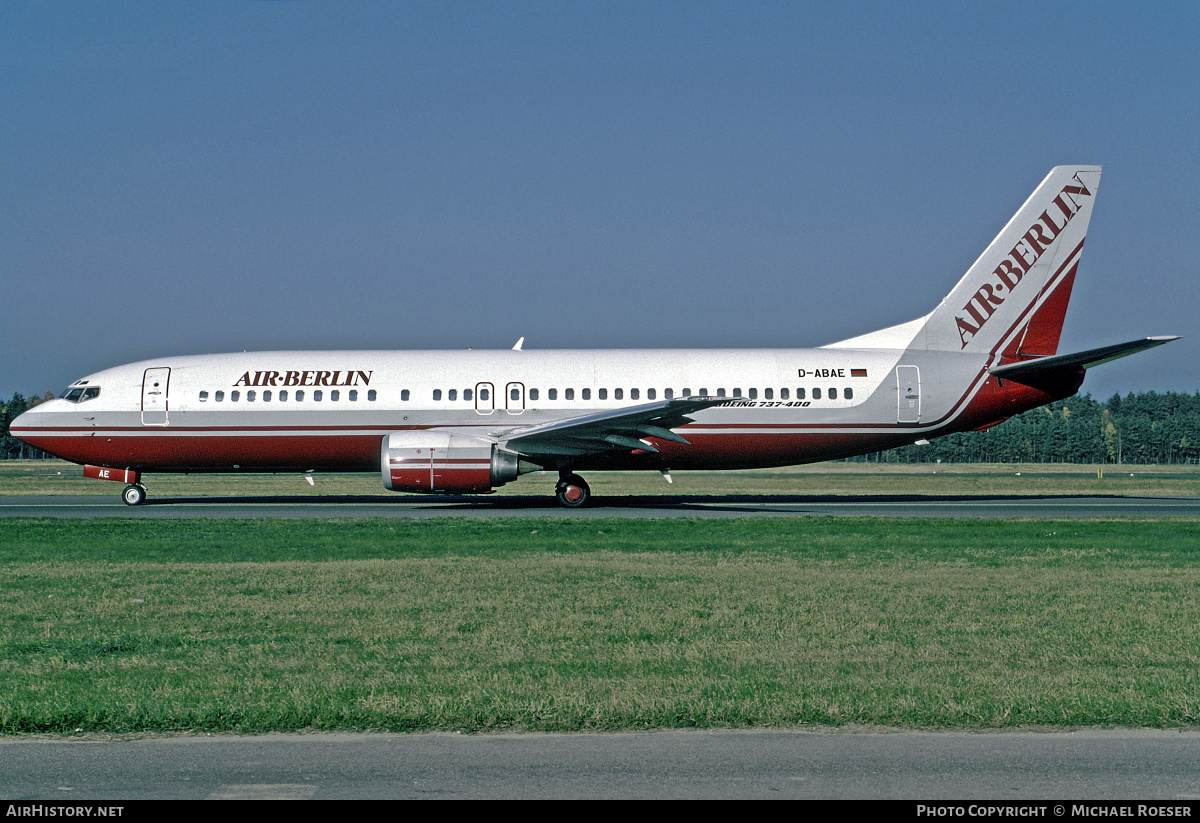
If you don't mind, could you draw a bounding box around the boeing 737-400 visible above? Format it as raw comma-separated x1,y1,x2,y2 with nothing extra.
10,165,1178,506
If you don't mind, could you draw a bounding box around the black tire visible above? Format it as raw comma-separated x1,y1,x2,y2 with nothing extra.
122,484,147,506
555,474,590,508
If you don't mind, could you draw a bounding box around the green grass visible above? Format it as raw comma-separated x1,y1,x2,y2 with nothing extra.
3,518,1200,734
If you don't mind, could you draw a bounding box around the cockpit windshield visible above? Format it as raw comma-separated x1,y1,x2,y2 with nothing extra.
60,386,100,403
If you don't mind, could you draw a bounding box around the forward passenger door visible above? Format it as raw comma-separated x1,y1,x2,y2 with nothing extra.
141,367,171,426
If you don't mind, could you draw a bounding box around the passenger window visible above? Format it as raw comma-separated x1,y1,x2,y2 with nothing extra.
263,390,272,402
511,388,519,401
331,390,339,401
845,387,853,400
349,390,358,401
296,390,304,401
231,391,240,402
682,388,691,397
548,388,557,400
215,391,225,402
464,389,472,401
314,390,323,401
645,388,653,400
748,388,757,399
247,391,256,402
812,388,821,400
796,388,804,399
582,388,591,400
716,388,725,397
664,388,672,399
631,388,640,400
764,388,772,400
565,389,574,400
829,388,837,400
368,390,377,401
530,388,539,401
199,391,209,402
433,389,442,401
733,388,742,398
614,388,623,400
480,388,489,401
448,389,457,401
780,388,788,400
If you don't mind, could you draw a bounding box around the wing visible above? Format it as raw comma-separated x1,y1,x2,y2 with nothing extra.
500,397,725,458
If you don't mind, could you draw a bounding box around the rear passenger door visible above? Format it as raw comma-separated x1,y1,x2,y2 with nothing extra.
896,366,920,424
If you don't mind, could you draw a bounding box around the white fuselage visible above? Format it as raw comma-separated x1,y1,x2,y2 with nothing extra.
12,344,1033,477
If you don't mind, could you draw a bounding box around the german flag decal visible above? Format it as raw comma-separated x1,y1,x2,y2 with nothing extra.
851,368,867,377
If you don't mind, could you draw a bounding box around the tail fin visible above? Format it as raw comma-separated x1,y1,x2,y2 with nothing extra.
823,166,1102,356
923,165,1102,356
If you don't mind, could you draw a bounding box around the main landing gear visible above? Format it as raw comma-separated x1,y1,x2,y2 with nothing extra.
555,473,591,508
121,484,147,506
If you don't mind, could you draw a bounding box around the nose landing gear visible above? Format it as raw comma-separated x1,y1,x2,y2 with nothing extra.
554,473,590,508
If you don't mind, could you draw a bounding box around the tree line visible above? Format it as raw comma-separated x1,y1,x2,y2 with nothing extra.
3,389,1199,464
852,391,1200,465
1,392,54,459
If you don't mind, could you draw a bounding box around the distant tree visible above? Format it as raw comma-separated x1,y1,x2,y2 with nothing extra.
28,389,55,408
1,393,29,458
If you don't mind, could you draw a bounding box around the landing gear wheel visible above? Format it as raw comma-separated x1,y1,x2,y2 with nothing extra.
122,484,147,506
555,474,590,508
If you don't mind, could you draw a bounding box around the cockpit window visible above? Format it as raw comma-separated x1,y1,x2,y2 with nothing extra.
61,387,100,403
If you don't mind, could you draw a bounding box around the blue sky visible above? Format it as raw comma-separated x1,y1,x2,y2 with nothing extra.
2,1,1196,402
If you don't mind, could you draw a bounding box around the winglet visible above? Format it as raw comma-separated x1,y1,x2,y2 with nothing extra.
512,337,525,351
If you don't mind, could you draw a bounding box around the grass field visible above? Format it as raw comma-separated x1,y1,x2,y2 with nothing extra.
3,516,1200,735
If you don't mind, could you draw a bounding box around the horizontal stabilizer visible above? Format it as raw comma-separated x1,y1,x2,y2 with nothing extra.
989,336,1180,384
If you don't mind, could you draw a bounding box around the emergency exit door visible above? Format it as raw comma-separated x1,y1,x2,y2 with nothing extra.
506,382,525,414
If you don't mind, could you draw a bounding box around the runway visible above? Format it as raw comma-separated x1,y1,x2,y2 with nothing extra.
4,729,1200,799
2,493,1199,518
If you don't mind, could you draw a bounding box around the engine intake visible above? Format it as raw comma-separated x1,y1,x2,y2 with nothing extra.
381,431,531,494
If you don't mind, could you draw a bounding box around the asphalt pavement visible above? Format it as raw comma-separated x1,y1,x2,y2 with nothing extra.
4,729,1200,800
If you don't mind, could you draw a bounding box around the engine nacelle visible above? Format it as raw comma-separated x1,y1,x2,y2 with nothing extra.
381,431,527,494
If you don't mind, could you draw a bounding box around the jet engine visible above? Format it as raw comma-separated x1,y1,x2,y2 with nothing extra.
380,431,535,494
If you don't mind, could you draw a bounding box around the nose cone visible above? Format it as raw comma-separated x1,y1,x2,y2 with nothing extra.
9,407,41,444
9,402,86,464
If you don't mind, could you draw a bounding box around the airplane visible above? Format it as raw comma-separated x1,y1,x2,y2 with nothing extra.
9,165,1179,507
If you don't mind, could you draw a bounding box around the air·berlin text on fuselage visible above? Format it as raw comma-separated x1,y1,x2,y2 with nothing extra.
955,178,1093,348
232,370,373,387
